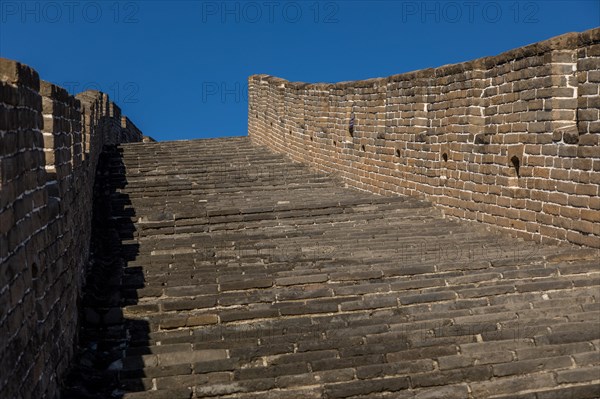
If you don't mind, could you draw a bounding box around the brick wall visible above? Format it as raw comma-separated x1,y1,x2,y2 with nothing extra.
0,58,144,398
248,28,600,249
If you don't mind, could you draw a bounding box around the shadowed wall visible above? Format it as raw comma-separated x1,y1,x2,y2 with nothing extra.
0,58,145,398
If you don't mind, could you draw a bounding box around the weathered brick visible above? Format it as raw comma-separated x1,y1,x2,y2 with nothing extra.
275,369,354,389
555,366,600,383
220,278,273,291
323,376,410,398
399,291,456,305
492,355,572,377
275,274,328,286
470,373,556,397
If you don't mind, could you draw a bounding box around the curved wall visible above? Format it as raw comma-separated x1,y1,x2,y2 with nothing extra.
248,28,600,249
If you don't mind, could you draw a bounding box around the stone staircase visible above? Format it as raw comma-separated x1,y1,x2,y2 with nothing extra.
64,137,599,398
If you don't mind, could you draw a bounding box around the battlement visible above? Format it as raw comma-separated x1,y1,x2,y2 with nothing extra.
248,28,600,249
0,58,145,397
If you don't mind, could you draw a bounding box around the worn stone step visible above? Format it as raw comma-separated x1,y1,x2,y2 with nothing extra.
64,136,599,397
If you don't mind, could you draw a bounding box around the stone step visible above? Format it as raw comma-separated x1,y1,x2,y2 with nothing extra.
64,137,600,397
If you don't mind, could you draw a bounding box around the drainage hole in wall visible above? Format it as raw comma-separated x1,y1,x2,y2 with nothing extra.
511,155,520,178
442,152,448,162
361,145,366,152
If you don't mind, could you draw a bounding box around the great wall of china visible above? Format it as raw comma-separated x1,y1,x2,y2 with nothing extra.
1,28,599,398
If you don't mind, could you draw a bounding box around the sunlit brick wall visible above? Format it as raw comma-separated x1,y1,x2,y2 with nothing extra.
249,28,600,248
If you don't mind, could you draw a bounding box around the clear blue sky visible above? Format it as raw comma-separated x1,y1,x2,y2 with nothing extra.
1,1,598,141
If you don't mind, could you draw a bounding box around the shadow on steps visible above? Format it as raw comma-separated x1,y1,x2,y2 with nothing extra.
61,146,149,398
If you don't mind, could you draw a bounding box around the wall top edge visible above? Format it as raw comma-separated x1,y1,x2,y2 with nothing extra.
0,57,136,127
249,27,600,88
0,57,40,90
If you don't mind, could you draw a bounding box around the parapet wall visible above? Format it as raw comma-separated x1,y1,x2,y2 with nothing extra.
0,58,144,398
249,28,600,249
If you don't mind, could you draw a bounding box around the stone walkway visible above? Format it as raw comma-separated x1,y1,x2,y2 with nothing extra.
67,137,599,398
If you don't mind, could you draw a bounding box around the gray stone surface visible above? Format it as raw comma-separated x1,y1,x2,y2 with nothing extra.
65,137,599,398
